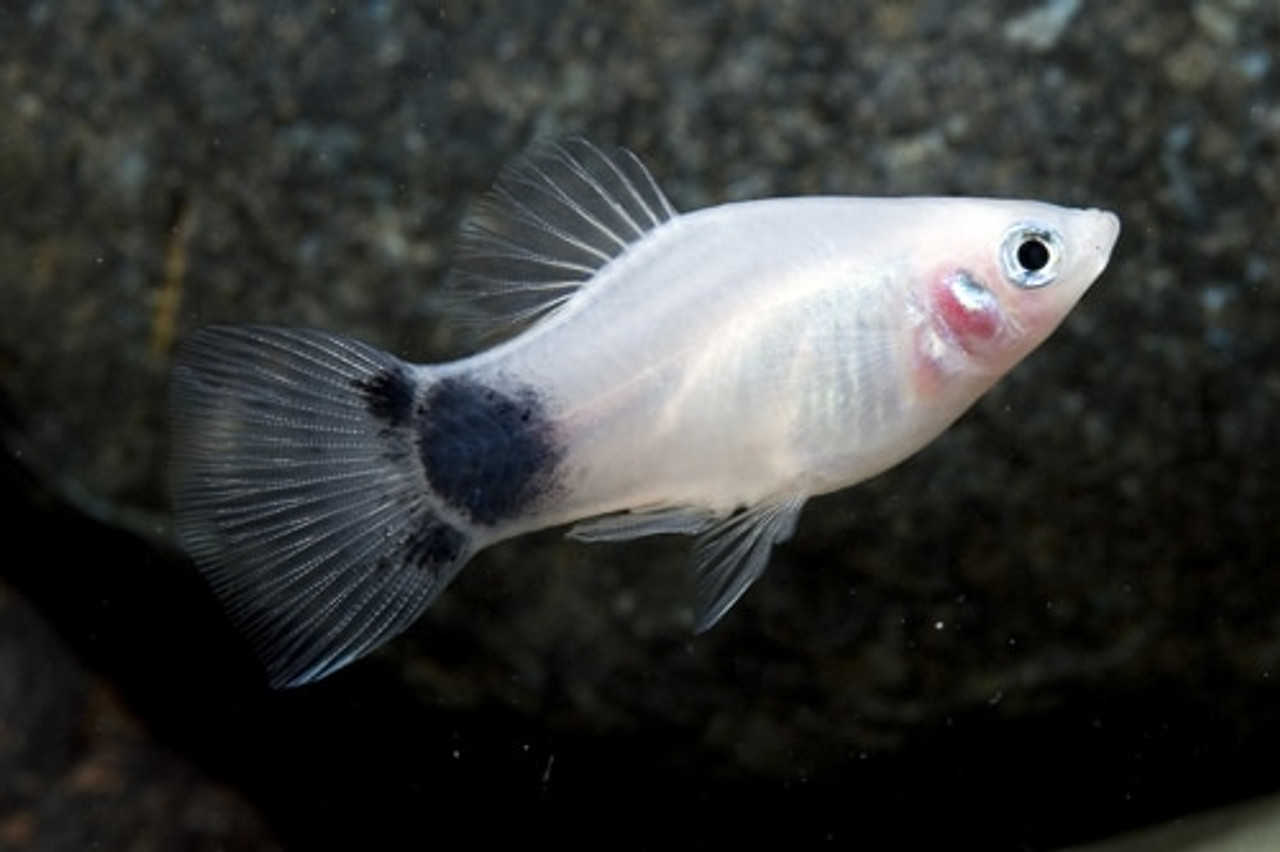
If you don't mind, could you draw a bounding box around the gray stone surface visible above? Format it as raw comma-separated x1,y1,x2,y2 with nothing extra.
1,1,1278,848
0,577,280,852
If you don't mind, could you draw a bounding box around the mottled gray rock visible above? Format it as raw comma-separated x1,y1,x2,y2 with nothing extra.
1,1,1278,849
0,580,280,851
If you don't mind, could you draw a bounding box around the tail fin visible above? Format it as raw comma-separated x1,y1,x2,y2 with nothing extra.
170,326,473,687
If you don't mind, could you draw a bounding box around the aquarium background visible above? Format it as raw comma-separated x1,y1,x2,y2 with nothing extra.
2,2,1278,849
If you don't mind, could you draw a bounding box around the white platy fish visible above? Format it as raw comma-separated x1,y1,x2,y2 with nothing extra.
171,139,1120,687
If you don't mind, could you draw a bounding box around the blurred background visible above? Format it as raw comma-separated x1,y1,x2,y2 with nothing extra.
1,2,1277,849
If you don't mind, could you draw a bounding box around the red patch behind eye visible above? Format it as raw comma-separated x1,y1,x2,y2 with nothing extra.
931,270,1001,348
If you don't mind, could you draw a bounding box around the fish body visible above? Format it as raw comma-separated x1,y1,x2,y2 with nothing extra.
171,140,1119,686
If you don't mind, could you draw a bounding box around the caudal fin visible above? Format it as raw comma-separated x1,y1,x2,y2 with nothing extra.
170,326,473,687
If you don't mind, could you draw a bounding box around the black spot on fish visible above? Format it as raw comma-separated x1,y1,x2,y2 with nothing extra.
369,505,468,575
355,365,416,428
417,377,562,526
402,515,469,571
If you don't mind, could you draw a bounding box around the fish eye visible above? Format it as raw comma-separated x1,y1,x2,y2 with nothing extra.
1000,222,1064,289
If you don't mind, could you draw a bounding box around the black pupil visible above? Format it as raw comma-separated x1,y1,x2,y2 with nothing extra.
1017,237,1051,272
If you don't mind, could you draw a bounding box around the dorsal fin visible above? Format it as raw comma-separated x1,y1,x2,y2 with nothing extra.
448,138,677,338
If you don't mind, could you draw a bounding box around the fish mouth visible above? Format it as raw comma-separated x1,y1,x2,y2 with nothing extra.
1089,208,1122,259
1070,208,1120,284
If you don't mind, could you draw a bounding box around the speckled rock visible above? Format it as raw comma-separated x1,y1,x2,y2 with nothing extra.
0,577,279,852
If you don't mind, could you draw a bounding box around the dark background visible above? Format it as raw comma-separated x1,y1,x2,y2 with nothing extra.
2,3,1278,849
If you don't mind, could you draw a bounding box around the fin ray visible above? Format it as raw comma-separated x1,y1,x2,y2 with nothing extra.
568,504,719,542
691,495,807,632
449,138,677,338
171,326,474,687
570,495,806,632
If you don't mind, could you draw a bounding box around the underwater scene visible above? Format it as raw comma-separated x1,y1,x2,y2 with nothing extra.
1,2,1278,849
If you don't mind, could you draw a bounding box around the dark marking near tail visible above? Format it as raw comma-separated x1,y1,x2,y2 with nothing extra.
355,367,476,568
402,515,469,571
356,364,416,428
417,377,563,526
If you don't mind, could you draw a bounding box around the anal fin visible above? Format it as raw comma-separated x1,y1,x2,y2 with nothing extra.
691,495,807,632
569,495,808,633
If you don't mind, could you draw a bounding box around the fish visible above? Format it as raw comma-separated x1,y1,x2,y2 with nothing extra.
170,138,1120,687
